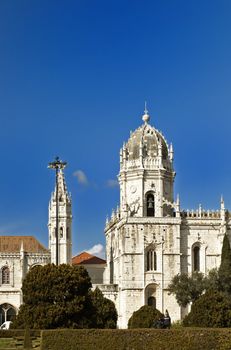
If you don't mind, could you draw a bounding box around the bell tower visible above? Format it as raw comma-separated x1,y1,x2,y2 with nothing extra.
48,160,72,264
118,107,176,219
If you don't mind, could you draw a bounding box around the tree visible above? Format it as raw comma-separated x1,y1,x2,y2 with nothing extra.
23,328,32,349
91,287,117,328
168,235,231,325
13,264,94,329
128,305,163,328
204,268,220,292
168,271,206,307
218,234,231,296
183,290,231,327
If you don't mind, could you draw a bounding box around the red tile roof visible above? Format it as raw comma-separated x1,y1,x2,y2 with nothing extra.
0,236,49,253
72,251,106,265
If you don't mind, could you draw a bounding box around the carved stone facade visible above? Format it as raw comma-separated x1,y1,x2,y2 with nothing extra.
102,109,229,328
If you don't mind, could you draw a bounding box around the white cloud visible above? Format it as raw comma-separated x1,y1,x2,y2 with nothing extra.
106,179,119,188
87,244,105,259
73,170,88,185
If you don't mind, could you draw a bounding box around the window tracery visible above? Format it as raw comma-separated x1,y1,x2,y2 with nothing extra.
146,250,157,271
2,266,10,285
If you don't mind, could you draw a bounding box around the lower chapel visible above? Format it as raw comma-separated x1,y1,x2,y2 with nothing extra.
0,109,229,328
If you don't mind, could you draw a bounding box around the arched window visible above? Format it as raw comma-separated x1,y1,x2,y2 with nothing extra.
7,307,16,321
2,267,10,285
148,296,156,308
193,246,200,271
0,304,16,324
30,264,42,270
146,193,155,217
146,250,157,271
145,285,157,308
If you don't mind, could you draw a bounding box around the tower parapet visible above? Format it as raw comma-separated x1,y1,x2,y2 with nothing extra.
180,199,228,222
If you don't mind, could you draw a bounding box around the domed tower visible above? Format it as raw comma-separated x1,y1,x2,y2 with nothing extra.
119,107,176,218
104,107,181,329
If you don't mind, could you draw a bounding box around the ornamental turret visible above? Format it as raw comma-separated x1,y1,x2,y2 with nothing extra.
48,167,72,264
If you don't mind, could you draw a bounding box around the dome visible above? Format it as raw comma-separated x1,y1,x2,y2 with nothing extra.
125,111,168,161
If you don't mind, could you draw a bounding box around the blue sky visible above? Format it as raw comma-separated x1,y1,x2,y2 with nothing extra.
0,0,231,257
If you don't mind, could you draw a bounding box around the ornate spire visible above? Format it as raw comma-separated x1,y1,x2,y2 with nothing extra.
221,195,225,210
48,158,72,265
142,101,150,124
169,143,174,161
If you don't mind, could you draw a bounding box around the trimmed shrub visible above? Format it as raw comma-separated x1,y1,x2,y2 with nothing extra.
183,290,231,327
0,329,40,338
41,328,231,350
128,305,163,328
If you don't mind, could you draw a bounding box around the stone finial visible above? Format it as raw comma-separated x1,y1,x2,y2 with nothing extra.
142,102,150,124
221,195,225,209
220,195,225,224
176,194,180,217
169,143,174,161
120,148,123,163
20,241,25,262
20,241,24,253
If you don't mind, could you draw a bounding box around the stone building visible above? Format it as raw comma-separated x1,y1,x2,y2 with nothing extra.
0,166,72,324
101,108,228,328
72,252,106,284
0,236,50,324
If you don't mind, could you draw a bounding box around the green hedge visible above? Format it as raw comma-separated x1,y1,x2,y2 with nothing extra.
41,328,231,350
0,329,41,338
